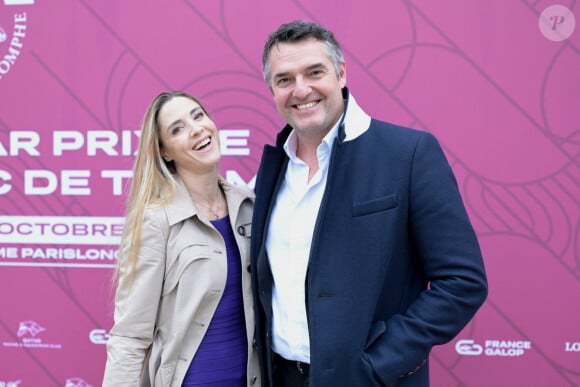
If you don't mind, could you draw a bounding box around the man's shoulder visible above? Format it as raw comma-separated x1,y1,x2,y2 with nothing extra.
364,118,434,143
368,118,427,137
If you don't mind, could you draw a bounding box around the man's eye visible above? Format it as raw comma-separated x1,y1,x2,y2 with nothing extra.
277,78,290,86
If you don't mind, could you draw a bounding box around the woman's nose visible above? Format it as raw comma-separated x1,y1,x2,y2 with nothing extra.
188,123,202,136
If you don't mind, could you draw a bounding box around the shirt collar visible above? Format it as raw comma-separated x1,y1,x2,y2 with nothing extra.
282,90,371,158
342,93,371,141
282,115,342,161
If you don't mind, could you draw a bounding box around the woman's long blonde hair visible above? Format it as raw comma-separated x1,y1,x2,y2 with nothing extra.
115,91,209,286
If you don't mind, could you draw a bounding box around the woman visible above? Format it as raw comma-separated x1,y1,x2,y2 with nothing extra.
103,91,260,386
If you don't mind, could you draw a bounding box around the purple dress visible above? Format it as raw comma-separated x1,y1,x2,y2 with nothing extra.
182,216,248,386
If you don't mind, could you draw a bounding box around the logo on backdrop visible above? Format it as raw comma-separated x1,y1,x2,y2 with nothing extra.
565,341,580,352
0,380,22,387
2,320,62,350
0,0,34,81
456,339,532,357
16,319,45,337
65,378,92,387
89,329,109,344
454,339,483,355
539,4,576,41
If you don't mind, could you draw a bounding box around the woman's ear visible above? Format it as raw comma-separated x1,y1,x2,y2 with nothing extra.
161,152,172,162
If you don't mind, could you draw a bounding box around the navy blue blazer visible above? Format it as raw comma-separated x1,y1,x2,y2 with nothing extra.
250,88,488,386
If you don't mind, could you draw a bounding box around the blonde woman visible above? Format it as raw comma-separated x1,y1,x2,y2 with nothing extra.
103,91,260,386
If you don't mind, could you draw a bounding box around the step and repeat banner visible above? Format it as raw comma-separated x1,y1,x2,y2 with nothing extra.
0,1,578,386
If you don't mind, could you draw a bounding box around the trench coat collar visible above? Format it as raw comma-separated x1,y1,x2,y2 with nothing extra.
164,176,251,226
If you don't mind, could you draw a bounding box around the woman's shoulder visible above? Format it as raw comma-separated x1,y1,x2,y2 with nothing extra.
221,179,255,201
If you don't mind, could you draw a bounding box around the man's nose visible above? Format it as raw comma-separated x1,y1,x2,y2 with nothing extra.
292,76,311,99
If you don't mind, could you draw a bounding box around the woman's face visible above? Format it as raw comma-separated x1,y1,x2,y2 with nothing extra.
157,96,220,175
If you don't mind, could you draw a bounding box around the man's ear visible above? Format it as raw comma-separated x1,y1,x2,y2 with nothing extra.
338,62,347,87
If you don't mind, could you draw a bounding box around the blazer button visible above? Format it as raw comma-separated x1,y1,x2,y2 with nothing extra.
250,375,257,385
247,264,251,273
253,337,257,348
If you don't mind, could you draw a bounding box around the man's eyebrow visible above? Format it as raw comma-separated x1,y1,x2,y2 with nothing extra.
305,63,326,71
273,71,290,80
273,63,327,80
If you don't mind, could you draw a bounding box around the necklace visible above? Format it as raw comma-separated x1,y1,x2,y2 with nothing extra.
193,188,222,220
193,200,220,219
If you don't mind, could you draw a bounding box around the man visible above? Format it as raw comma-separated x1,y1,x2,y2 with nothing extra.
250,20,488,387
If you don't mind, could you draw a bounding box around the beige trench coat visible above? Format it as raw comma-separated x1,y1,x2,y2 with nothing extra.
103,178,260,386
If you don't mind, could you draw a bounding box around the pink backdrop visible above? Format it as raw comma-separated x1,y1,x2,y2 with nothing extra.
1,1,579,386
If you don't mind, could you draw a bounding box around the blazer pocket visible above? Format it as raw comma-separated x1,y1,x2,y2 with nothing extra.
352,194,398,217
365,320,386,350
162,244,212,296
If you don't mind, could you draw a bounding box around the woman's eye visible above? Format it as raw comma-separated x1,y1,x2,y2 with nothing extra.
171,126,183,135
193,112,204,120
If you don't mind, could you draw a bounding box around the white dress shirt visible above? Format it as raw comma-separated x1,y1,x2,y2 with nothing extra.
265,95,371,363
265,123,336,363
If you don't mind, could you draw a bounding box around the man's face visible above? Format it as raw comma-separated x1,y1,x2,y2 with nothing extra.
267,38,346,143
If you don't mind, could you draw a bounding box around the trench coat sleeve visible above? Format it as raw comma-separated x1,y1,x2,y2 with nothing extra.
365,132,488,386
103,209,167,386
